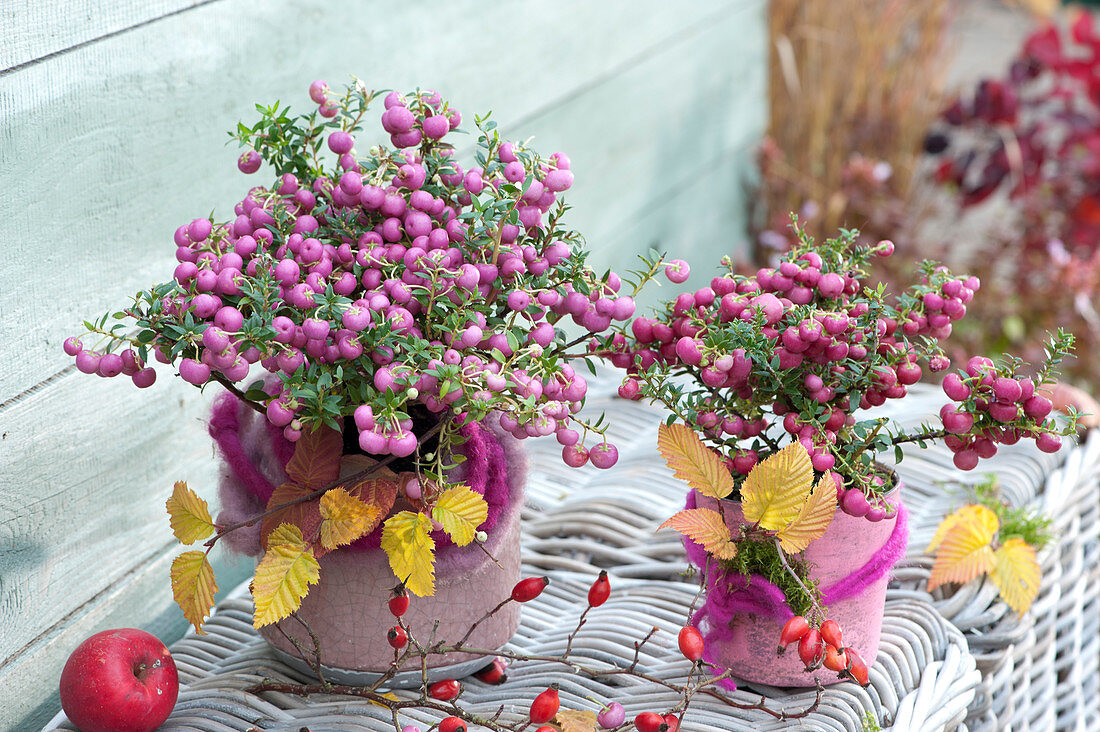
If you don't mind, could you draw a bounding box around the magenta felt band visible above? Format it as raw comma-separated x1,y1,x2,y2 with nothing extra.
209,393,524,559
680,490,909,664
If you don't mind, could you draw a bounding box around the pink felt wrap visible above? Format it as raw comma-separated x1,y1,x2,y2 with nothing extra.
208,392,527,570
681,490,909,683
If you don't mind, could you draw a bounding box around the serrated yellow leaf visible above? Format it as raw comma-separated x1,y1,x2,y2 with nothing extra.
927,504,999,591
431,484,488,546
926,504,999,553
171,550,218,634
166,481,216,545
657,423,735,500
319,487,382,550
740,443,814,531
991,538,1041,614
659,508,738,560
251,523,321,628
381,511,436,596
776,472,838,553
556,708,599,732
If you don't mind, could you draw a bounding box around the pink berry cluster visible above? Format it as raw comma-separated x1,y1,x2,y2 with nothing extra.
69,79,660,476
939,356,1062,469
612,226,1076,513
64,335,157,388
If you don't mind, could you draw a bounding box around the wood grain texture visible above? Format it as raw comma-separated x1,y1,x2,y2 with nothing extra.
0,373,254,730
1,0,216,72
0,0,765,728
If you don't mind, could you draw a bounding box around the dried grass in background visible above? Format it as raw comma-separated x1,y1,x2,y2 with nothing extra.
754,0,953,258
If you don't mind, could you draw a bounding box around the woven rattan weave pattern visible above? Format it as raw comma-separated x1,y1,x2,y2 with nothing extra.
47,369,1100,731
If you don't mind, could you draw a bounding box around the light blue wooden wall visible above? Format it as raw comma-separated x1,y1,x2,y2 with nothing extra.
0,1,766,728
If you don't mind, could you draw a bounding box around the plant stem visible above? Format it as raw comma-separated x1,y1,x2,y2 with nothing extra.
773,538,825,624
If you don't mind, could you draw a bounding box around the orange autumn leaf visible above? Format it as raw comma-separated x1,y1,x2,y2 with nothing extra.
657,422,735,500
285,425,343,489
319,487,382,550
556,708,599,732
261,481,325,555
659,508,738,560
776,472,838,553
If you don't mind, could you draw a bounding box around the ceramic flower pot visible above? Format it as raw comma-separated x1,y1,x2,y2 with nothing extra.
690,483,907,687
209,394,526,684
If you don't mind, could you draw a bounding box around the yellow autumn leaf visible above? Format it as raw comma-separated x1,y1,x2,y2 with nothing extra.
170,550,218,634
657,422,735,500
927,504,999,591
556,708,599,732
166,481,216,545
658,508,738,560
776,472,838,553
381,511,436,596
740,443,814,531
251,523,321,628
431,484,488,547
319,487,381,550
926,504,998,553
990,537,1041,615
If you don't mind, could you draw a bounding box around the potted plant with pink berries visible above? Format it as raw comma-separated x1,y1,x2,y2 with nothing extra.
608,224,1077,687
65,78,660,682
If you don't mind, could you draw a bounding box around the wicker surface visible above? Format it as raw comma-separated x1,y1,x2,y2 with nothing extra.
875,388,1100,732
48,373,1060,731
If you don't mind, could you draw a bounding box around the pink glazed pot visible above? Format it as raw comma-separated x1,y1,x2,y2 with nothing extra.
209,394,526,684
694,485,903,687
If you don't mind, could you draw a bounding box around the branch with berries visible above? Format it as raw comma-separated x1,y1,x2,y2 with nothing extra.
245,571,825,732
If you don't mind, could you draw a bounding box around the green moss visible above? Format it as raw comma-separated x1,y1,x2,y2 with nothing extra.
722,536,822,617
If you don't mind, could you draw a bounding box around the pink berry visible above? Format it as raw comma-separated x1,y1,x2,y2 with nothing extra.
665,259,690,284
237,150,261,174
308,80,329,104
328,131,354,155
422,114,449,140
841,489,870,517
543,168,574,192
589,443,619,469
941,406,974,434
131,367,157,388
179,358,210,385
1023,395,1053,420
562,445,589,468
1036,432,1062,453
92,353,120,377
953,449,979,470
942,373,970,401
63,337,83,356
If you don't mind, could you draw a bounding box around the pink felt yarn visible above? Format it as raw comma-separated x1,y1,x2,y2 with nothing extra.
681,490,909,662
209,393,526,569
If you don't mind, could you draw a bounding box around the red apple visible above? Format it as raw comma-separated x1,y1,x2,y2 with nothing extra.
59,628,179,732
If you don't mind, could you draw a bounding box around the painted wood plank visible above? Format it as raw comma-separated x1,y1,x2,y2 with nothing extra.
505,1,766,294
0,1,766,728
0,373,254,725
1,0,212,72
0,0,753,403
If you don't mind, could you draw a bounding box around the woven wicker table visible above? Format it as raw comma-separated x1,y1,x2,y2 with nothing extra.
57,370,1100,731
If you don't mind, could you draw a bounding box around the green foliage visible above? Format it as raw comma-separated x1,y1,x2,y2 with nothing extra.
723,535,821,617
